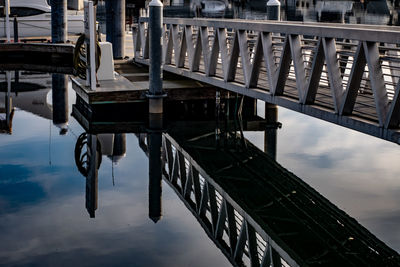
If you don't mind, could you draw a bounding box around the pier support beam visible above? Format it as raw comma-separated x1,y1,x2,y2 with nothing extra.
147,0,165,114
106,0,125,59
52,74,68,135
51,0,67,43
148,114,164,223
264,103,279,160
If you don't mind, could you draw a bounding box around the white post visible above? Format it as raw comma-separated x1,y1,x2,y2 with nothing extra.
148,0,164,114
5,0,10,42
267,0,281,21
84,0,96,90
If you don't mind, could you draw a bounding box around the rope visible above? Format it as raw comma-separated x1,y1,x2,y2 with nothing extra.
73,34,102,80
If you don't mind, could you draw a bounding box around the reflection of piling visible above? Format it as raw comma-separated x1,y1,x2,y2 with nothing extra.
106,0,125,59
5,72,12,127
148,0,165,115
86,134,99,218
52,74,68,134
264,103,278,160
51,0,67,43
110,133,126,163
148,114,163,223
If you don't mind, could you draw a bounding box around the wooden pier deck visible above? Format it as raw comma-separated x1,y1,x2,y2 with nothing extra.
72,59,224,105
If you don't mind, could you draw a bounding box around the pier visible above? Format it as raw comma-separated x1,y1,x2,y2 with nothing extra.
134,17,400,144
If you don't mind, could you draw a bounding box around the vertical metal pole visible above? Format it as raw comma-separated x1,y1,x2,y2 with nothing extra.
264,103,278,160
51,0,67,43
106,0,125,59
266,0,281,21
52,74,69,135
13,17,18,43
5,0,10,42
148,0,164,114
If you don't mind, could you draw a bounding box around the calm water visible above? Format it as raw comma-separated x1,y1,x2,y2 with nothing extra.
0,71,399,266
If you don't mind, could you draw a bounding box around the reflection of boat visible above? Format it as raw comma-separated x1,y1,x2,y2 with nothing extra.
192,0,227,17
0,72,53,120
201,0,226,13
0,0,84,38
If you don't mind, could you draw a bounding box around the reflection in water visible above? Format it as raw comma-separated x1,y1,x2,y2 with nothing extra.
0,72,14,134
1,71,400,265
71,96,400,266
52,74,68,135
147,115,164,223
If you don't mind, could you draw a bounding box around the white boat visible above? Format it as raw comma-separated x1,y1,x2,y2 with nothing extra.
201,0,226,13
0,0,84,38
200,0,226,17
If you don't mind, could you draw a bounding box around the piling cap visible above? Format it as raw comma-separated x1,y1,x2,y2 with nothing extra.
149,0,163,7
267,0,281,6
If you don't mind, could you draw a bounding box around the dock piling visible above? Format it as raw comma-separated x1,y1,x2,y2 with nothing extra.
106,0,125,59
264,103,278,160
51,0,67,43
148,0,164,114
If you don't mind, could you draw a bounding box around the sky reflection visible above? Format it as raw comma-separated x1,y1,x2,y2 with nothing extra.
248,102,400,252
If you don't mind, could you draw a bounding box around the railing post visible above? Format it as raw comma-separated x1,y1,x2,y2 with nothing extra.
148,0,166,114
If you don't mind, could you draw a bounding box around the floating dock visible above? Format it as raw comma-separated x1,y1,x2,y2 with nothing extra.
71,60,226,105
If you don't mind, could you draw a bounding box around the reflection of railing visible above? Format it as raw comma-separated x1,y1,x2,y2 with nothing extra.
139,132,298,266
161,134,295,267
135,17,400,143
138,131,400,267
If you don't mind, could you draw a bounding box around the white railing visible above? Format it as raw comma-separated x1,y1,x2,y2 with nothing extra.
134,18,400,143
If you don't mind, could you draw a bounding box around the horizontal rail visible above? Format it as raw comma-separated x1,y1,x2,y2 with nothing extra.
134,17,400,144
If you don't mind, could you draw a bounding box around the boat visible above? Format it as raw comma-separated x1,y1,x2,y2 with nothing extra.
192,0,227,17
0,0,84,38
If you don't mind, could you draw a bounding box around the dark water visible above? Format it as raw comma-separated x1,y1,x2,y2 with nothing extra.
0,71,400,266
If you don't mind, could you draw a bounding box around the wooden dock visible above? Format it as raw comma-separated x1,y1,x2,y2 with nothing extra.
72,59,225,105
